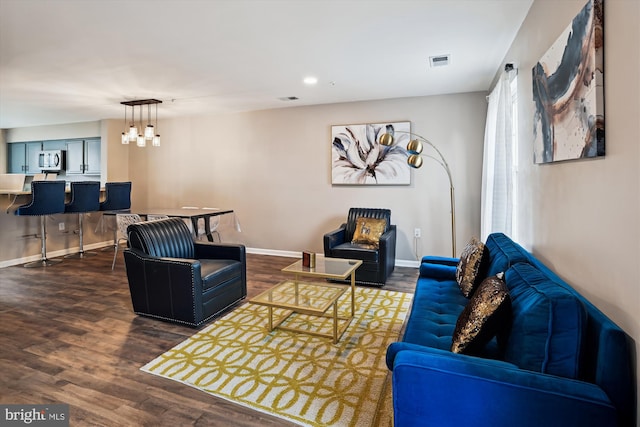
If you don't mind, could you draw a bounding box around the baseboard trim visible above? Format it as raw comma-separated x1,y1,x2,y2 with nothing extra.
0,241,113,269
0,241,419,269
245,247,420,268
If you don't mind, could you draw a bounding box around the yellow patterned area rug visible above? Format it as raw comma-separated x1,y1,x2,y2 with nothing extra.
141,287,412,427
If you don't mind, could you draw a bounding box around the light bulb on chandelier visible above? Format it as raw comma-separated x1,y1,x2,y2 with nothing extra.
144,104,154,140
152,103,161,146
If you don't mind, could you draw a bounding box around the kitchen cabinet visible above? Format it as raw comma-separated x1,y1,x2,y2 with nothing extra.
42,140,67,151
66,138,100,175
8,142,42,174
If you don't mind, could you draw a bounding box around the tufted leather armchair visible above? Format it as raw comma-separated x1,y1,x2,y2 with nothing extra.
123,217,246,327
324,207,396,286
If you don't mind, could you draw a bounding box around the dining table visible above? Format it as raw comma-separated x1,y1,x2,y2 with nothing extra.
104,207,234,242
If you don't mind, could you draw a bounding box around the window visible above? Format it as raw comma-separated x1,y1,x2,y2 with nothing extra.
481,65,518,240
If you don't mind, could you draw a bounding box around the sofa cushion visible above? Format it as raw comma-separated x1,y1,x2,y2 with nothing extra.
451,273,511,355
456,237,490,297
485,232,530,277
351,216,386,248
402,276,469,351
503,263,586,379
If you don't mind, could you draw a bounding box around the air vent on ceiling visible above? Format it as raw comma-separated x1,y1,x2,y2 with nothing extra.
429,54,451,68
278,96,299,101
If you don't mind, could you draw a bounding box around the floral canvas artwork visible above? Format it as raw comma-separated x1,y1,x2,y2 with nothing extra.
331,122,410,185
532,0,604,164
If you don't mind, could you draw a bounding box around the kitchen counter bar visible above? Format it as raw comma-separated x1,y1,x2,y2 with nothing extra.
0,188,110,267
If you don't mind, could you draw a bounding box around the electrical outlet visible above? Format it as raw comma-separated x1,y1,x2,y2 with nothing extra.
414,228,421,238
58,222,65,231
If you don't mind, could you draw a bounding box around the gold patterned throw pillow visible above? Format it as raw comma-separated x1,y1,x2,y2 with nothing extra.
451,273,512,355
351,217,386,249
456,237,490,298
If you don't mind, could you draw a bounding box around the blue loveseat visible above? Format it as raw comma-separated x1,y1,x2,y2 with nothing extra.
386,233,635,427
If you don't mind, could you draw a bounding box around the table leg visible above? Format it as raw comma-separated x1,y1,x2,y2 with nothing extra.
5,194,19,213
333,301,339,344
268,306,273,331
350,270,355,317
202,214,215,242
190,217,200,240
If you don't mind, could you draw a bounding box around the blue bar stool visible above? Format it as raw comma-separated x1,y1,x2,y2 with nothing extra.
99,182,132,251
64,181,100,259
14,180,66,267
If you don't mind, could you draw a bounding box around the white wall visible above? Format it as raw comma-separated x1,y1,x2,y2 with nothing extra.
502,0,639,422
0,129,6,173
5,121,101,142
127,93,487,262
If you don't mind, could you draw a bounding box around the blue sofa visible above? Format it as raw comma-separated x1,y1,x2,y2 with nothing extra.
386,233,635,427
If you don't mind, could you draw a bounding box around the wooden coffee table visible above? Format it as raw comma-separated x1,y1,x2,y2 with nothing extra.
250,257,362,343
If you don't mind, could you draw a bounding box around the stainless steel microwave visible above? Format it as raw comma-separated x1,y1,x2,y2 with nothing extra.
38,150,65,171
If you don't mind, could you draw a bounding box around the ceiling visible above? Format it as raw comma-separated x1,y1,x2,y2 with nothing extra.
0,0,533,129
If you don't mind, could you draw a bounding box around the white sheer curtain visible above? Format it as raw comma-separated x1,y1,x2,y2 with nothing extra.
481,68,516,241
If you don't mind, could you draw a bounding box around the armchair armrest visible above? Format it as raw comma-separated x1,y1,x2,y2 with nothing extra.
391,348,617,427
123,248,205,324
324,223,347,253
378,224,396,253
194,242,246,263
376,225,397,282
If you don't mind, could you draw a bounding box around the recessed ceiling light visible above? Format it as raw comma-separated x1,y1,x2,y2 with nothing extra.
303,76,318,85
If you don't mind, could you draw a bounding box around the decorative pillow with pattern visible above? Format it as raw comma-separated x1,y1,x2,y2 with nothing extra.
451,272,512,355
456,237,490,297
351,217,386,249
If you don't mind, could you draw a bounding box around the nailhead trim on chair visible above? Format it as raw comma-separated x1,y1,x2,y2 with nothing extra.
133,296,246,328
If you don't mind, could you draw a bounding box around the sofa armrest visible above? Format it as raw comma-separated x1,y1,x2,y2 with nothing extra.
391,349,617,427
418,255,458,280
421,255,459,266
323,224,347,254
386,342,517,371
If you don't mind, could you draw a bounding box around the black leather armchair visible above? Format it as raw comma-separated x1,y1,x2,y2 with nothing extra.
324,208,396,286
123,217,246,327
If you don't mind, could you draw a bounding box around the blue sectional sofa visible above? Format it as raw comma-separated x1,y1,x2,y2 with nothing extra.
386,233,635,427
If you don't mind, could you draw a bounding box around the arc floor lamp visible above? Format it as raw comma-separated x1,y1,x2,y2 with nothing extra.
380,131,456,257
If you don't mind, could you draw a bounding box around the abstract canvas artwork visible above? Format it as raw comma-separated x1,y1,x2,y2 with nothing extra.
532,0,604,164
331,122,410,185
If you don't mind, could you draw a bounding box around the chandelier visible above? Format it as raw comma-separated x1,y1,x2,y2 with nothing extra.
120,99,162,147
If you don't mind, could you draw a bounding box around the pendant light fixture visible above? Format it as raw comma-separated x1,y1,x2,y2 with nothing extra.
120,99,163,147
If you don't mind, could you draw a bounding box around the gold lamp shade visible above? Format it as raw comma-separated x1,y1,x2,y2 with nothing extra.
407,154,424,168
379,133,395,146
407,139,423,155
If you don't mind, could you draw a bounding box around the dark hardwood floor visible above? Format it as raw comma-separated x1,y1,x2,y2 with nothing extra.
0,248,418,426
